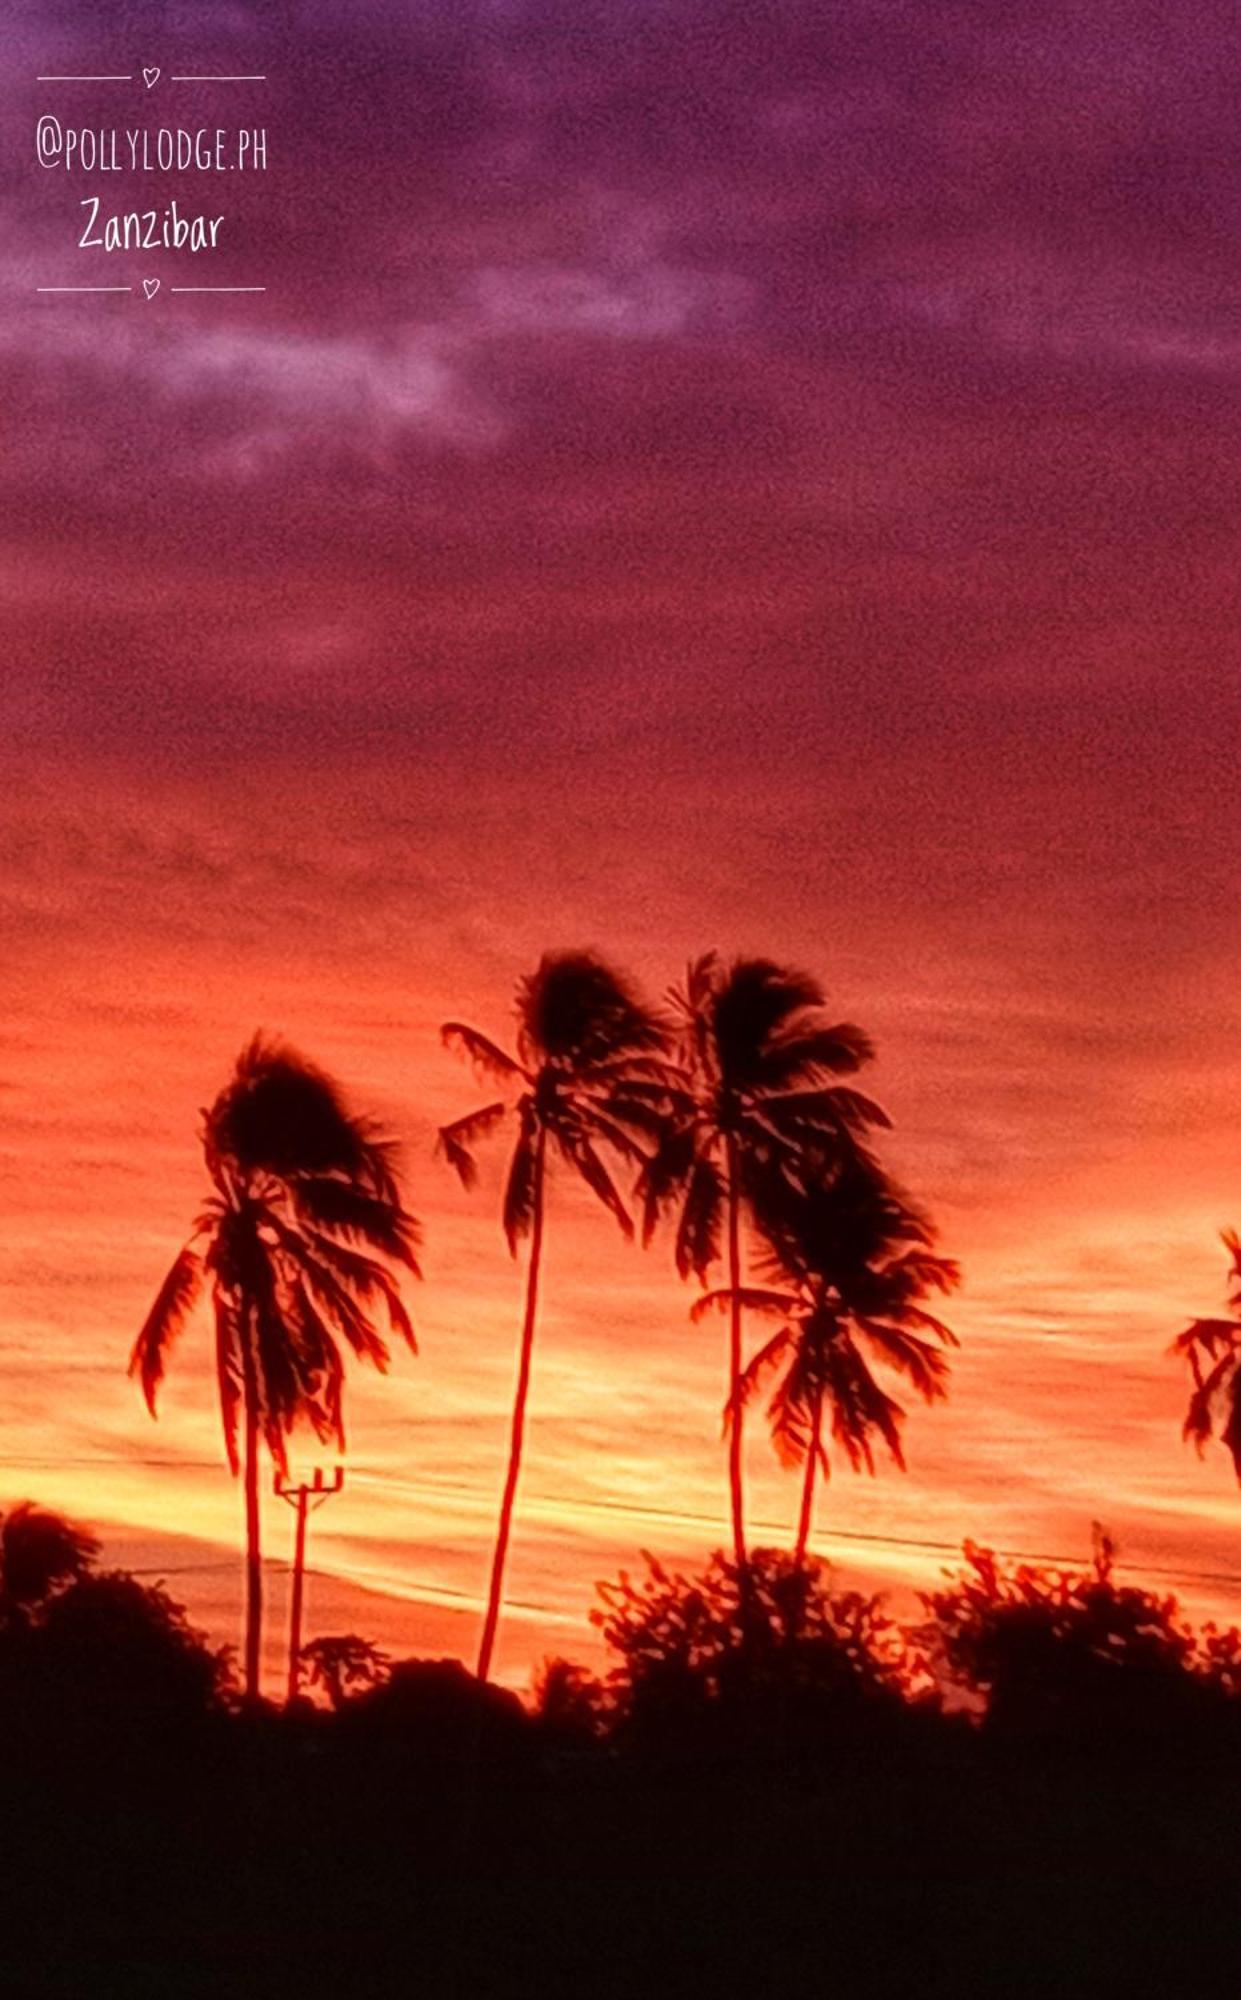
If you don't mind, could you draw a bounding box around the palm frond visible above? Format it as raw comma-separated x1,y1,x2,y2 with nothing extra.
711,958,827,1088
246,1245,297,1476
1221,1374,1241,1482
1170,1317,1240,1360
441,1022,526,1081
761,1084,891,1137
517,951,666,1070
130,1244,205,1412
636,1120,699,1244
558,1131,633,1238
1183,1349,1239,1451
823,1341,907,1474
297,1263,390,1371
214,1292,244,1475
437,1101,508,1188
734,1326,795,1401
297,1228,417,1352
502,1104,541,1253
761,1021,876,1088
855,1318,953,1399
674,1153,725,1281
207,1035,392,1187
690,1286,797,1324
288,1175,421,1272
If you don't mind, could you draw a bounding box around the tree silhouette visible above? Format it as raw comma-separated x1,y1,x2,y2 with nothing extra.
922,1536,1216,1739
1172,1229,1241,1477
698,1159,957,1564
640,955,884,1564
300,1632,391,1709
592,1546,911,1758
131,1037,419,1703
0,1502,99,1627
439,950,668,1682
30,1570,233,1732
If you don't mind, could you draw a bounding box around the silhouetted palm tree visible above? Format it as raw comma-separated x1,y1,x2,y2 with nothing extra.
640,955,885,1565
696,1159,957,1564
1172,1229,1241,1477
440,951,668,1682
131,1037,419,1703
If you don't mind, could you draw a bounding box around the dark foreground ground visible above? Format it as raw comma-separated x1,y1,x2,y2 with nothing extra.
0,1717,1236,2000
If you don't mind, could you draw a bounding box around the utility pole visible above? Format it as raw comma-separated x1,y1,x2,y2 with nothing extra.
275,1465,344,1704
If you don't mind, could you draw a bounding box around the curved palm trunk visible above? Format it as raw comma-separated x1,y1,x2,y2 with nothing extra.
476,1128,546,1683
241,1325,263,1706
795,1385,824,1568
725,1134,747,1570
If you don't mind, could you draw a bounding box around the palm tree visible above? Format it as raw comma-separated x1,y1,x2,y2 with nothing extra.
1172,1229,1241,1477
696,1159,958,1563
131,1037,419,1704
640,954,886,1566
439,950,668,1683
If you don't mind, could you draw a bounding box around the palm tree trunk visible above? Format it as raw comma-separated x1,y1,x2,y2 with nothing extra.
795,1386,823,1567
241,1325,263,1706
476,1127,546,1683
725,1134,747,1570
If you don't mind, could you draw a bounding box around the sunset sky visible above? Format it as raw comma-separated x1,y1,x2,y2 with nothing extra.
3,0,1241,1689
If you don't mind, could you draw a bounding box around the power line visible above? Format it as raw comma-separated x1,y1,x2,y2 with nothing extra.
5,1452,1241,1594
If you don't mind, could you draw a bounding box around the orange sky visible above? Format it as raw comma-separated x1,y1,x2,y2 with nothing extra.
4,0,1241,1690
1,759,1239,1689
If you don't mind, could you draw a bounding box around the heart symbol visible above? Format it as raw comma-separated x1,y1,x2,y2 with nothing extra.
143,278,160,300
143,66,160,89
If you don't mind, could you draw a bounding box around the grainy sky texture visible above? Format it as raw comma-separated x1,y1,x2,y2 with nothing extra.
2,0,1240,1686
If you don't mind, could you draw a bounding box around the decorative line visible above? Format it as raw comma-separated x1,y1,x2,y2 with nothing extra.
170,286,267,293
37,74,133,81
37,285,133,292
170,74,266,81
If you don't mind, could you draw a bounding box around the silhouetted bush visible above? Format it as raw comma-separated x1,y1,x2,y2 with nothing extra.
532,1654,611,1747
0,1501,99,1623
921,1537,1235,1745
300,1631,391,1709
338,1656,533,1773
0,1569,232,1756
592,1547,915,1763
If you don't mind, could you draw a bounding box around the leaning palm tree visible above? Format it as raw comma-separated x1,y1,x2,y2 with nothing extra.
439,950,668,1683
640,955,885,1566
696,1159,958,1563
1172,1229,1241,1478
131,1037,419,1704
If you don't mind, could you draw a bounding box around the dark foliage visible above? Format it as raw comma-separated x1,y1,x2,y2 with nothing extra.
0,1509,231,1757
532,1654,611,1747
0,1501,99,1622
922,1536,1240,1743
0,1519,1240,1993
1173,1227,1241,1477
591,1547,915,1762
299,1631,391,1709
5,1571,233,1738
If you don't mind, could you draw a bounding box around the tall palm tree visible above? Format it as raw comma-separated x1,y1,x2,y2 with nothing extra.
439,950,668,1683
1172,1229,1241,1477
131,1037,419,1704
696,1159,958,1563
640,954,885,1566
